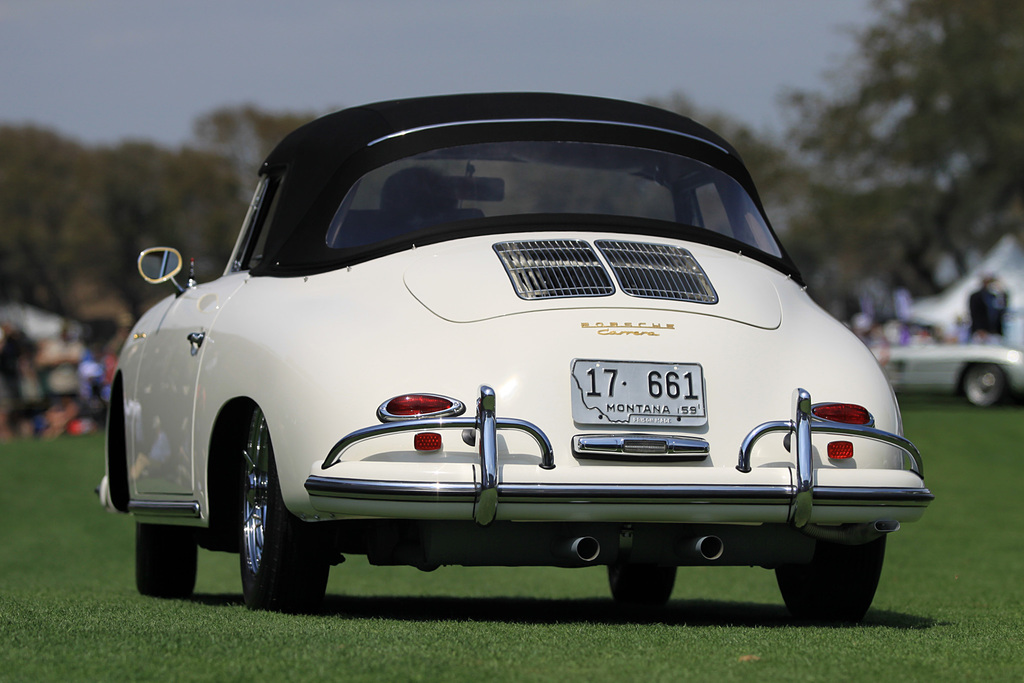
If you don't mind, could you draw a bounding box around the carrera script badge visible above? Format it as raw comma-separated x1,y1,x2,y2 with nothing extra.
581,322,675,337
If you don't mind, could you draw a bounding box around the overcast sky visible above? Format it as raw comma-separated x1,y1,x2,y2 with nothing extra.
0,0,873,147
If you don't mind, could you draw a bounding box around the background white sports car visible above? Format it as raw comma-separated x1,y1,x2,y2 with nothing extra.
875,341,1024,406
101,93,932,620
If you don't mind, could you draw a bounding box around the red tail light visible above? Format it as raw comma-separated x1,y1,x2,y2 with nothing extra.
811,403,872,425
414,432,443,452
386,395,453,416
827,441,854,460
377,394,466,422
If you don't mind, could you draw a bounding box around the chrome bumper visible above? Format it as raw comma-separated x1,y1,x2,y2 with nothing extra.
310,386,932,527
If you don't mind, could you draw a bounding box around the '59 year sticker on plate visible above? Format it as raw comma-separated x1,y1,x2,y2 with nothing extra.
570,359,707,426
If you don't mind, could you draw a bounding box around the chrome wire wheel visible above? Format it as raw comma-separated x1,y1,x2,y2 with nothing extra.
238,404,331,612
241,407,271,577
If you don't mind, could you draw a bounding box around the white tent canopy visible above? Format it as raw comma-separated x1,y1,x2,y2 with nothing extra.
0,303,81,341
911,235,1024,346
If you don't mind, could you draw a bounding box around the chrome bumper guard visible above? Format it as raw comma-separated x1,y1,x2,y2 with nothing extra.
737,388,927,528
313,386,930,528
320,386,553,525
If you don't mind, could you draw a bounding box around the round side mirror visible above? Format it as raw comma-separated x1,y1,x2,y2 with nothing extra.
138,247,183,284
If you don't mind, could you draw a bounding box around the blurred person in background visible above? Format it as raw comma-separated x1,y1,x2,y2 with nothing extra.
0,322,41,440
969,275,1009,342
35,323,84,439
0,322,17,441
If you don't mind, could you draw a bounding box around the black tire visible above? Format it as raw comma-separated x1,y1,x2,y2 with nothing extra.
775,536,886,622
239,406,329,613
135,522,197,599
608,563,677,606
963,363,1007,407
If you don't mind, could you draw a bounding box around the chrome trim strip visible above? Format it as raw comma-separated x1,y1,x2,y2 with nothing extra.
572,434,709,461
497,482,791,504
128,500,202,517
366,118,733,156
304,476,477,502
303,478,932,509
813,487,935,505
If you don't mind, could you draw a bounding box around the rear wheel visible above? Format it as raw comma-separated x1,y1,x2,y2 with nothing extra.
963,363,1007,406
775,536,886,622
608,563,677,606
239,405,329,613
135,522,197,599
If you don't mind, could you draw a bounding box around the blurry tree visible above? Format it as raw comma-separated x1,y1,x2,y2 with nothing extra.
85,142,178,321
191,104,319,188
785,0,1024,311
0,126,88,317
0,127,246,323
162,147,248,276
77,143,245,319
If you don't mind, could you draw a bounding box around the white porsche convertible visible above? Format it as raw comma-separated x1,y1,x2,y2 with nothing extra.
101,93,932,620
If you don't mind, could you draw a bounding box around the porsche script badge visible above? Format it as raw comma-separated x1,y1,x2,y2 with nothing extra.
580,322,675,337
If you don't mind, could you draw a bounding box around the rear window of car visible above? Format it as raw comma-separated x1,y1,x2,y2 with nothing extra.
325,140,781,258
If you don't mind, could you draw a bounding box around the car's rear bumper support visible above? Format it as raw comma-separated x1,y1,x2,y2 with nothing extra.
737,388,927,527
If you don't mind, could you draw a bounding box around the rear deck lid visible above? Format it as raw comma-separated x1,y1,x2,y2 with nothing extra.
404,236,782,329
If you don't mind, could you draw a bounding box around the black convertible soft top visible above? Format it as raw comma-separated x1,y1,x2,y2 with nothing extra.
251,93,799,279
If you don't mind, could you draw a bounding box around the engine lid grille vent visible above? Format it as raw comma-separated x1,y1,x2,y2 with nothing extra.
494,240,614,299
595,240,718,304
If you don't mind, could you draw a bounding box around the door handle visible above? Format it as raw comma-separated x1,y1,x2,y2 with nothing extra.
187,331,206,356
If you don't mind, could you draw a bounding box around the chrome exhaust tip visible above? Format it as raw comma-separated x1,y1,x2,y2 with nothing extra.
553,536,601,562
676,535,724,561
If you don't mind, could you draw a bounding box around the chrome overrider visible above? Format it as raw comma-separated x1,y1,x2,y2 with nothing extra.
318,385,554,525
309,385,932,529
737,388,928,529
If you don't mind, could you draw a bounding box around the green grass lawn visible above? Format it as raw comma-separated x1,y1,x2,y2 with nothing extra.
2,400,1022,682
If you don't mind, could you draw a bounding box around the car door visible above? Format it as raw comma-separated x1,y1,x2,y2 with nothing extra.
129,276,244,495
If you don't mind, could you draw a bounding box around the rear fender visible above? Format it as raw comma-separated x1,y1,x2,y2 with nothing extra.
197,398,255,553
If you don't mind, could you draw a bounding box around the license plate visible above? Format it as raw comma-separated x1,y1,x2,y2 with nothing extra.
570,359,707,426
